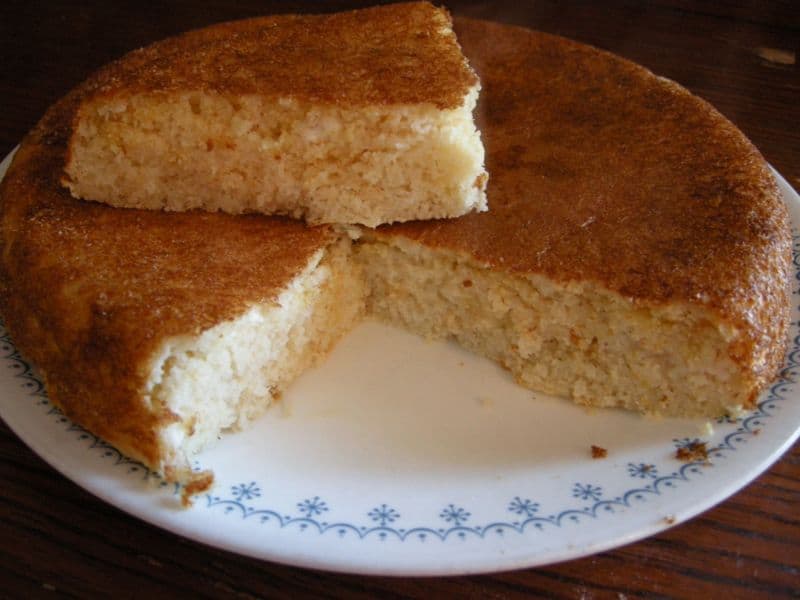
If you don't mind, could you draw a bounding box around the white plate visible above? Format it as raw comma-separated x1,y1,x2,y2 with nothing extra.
1,149,799,576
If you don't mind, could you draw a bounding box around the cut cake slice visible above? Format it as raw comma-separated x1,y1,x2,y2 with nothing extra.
61,2,487,227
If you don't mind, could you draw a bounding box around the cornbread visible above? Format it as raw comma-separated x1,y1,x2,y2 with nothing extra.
0,16,790,496
62,2,487,227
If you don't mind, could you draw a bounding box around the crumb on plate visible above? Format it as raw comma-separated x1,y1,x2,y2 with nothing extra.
675,441,709,463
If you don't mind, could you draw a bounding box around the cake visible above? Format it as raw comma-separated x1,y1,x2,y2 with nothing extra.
61,2,487,227
0,15,790,498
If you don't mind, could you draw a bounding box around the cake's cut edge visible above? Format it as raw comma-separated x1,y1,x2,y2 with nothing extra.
355,232,787,418
60,2,487,226
144,238,364,497
62,87,487,227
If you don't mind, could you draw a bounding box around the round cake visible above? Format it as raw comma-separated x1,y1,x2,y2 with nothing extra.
0,13,790,495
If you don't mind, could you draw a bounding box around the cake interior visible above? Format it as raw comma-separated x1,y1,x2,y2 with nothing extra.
63,90,486,227
355,234,749,419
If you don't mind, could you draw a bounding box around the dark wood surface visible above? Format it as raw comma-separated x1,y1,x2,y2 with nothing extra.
1,1,798,597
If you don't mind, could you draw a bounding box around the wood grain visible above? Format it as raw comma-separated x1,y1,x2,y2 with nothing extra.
1,1,798,597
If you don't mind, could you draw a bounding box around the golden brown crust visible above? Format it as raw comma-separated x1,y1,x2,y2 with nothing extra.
76,2,477,110
0,86,334,475
378,18,791,406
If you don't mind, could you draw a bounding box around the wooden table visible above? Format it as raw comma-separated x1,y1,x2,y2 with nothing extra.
1,1,798,597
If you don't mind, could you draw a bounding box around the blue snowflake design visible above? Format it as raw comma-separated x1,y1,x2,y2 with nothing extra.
297,496,328,518
439,504,471,527
231,482,261,502
572,483,603,501
3,229,800,543
508,497,539,517
627,462,659,479
367,504,400,527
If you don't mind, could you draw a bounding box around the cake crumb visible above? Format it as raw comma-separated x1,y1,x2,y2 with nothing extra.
590,445,607,459
675,441,709,463
663,515,676,525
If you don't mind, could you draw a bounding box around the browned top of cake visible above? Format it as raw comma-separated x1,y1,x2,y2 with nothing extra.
78,2,477,109
379,18,791,392
0,87,335,467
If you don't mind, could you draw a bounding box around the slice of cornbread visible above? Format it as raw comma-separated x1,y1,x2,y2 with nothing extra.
62,2,487,227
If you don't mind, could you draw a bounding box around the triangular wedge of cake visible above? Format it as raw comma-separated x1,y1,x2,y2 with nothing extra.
61,2,487,227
